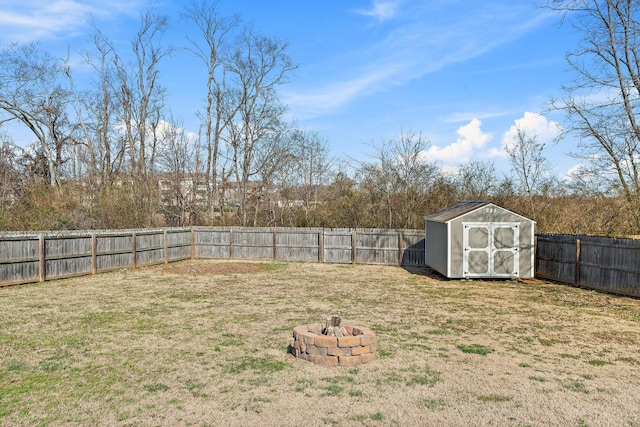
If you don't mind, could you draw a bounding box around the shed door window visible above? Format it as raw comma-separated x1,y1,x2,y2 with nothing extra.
463,223,519,277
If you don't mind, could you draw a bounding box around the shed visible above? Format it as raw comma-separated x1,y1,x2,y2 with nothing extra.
424,201,535,279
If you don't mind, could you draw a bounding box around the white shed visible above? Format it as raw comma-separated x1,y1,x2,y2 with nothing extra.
424,201,535,279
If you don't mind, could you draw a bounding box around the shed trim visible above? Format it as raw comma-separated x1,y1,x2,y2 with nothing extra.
424,201,536,224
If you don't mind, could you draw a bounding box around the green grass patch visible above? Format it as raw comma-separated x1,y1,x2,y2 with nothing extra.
405,366,441,387
143,383,169,393
370,412,384,421
457,343,494,356
225,356,287,374
185,380,207,397
321,384,343,396
265,262,288,272
295,378,314,393
3,359,30,372
538,338,555,347
562,379,589,394
322,375,355,384
617,356,639,365
418,398,446,410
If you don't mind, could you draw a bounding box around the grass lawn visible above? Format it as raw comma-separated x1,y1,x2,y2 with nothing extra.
2,260,640,426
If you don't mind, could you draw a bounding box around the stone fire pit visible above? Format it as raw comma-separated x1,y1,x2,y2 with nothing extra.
290,316,377,366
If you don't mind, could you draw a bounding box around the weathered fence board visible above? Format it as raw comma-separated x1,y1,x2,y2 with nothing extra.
96,234,134,272
323,229,353,264
194,228,231,259
0,237,40,285
275,228,321,262
536,234,640,298
232,229,274,260
401,231,426,266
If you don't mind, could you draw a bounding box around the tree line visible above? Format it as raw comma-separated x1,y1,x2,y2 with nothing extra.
1,0,640,236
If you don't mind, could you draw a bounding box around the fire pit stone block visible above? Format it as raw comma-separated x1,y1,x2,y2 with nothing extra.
290,322,377,366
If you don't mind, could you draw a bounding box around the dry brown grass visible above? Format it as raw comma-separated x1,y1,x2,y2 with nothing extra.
2,260,640,426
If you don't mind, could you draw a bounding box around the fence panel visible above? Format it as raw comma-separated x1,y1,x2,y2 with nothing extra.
401,231,426,266
324,229,353,264
0,236,40,285
194,228,231,259
356,229,400,265
96,234,133,272
535,235,576,284
535,234,640,298
167,229,192,261
45,236,93,280
275,228,320,262
231,229,274,260
135,231,165,266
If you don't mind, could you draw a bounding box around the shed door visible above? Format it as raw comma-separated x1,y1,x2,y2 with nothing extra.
462,222,519,278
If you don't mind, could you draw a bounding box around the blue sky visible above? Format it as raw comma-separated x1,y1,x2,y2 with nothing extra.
0,0,581,177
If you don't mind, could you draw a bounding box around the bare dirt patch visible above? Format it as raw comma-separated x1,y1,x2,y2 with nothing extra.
160,259,269,275
2,261,640,426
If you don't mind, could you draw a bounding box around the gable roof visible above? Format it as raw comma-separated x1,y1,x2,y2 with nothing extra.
424,200,491,223
425,200,536,224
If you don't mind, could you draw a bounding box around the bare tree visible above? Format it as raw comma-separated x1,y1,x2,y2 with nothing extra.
156,118,197,226
183,1,240,221
225,27,297,226
0,42,74,188
113,11,172,178
0,133,26,214
293,130,333,226
546,0,640,230
358,130,440,228
504,127,551,220
76,27,127,189
456,160,498,200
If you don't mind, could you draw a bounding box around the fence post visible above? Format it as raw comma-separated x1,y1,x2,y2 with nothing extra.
229,229,234,259
319,229,324,263
398,230,404,266
38,234,45,283
132,232,137,268
351,229,357,265
191,227,195,260
91,233,97,275
575,238,581,287
273,228,277,261
164,229,168,264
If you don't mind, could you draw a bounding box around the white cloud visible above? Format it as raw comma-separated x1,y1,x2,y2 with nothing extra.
354,0,399,23
285,1,554,120
0,0,143,42
502,112,562,150
425,118,492,166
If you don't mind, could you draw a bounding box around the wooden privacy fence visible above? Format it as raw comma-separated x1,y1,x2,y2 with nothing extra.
0,227,426,287
536,233,640,298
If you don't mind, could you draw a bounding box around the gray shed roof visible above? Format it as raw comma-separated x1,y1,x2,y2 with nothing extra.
424,200,492,223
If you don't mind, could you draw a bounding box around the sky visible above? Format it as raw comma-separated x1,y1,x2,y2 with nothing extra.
0,0,583,178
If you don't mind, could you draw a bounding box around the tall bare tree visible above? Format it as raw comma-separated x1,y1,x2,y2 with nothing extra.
547,0,640,230
183,1,240,221
0,42,74,189
113,11,172,178
225,27,297,226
